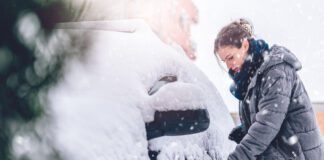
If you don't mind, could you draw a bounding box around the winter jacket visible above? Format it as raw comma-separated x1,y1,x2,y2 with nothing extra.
228,45,324,160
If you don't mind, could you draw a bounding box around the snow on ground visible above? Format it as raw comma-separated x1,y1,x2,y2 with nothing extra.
35,19,236,160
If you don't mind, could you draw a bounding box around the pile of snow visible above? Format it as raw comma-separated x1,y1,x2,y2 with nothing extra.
16,19,235,160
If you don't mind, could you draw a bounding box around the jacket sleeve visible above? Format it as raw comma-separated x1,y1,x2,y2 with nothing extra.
228,65,293,160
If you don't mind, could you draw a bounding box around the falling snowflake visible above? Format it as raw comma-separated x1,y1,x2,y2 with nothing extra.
293,99,297,103
190,126,195,130
288,135,298,145
261,109,268,115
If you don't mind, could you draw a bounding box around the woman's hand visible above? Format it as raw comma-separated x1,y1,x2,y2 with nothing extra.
228,125,245,144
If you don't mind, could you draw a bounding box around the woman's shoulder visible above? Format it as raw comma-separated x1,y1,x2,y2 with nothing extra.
259,45,302,74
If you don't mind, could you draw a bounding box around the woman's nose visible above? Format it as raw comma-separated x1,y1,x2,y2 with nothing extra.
226,61,233,70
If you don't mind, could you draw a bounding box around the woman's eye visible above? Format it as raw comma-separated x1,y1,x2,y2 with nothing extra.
229,56,233,60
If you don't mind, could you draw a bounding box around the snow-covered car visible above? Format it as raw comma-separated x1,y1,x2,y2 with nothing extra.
14,19,235,160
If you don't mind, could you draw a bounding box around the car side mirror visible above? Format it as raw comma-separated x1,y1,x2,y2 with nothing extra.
145,109,210,140
146,75,210,140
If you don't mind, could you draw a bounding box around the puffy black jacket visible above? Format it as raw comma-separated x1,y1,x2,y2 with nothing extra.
228,45,324,160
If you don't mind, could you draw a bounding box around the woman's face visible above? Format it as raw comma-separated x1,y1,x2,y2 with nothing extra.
216,40,249,72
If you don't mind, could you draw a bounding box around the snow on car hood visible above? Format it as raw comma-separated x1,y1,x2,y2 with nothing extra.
46,19,235,160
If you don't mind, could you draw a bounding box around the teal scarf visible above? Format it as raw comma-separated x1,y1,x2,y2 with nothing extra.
229,39,269,100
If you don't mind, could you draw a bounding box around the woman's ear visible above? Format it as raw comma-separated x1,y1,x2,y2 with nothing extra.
242,39,249,51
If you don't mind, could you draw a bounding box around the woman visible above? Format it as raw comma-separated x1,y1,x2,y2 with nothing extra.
214,19,324,160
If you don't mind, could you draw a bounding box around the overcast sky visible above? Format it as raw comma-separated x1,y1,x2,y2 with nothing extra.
191,0,324,112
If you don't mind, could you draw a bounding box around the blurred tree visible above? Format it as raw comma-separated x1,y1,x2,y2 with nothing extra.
0,0,71,159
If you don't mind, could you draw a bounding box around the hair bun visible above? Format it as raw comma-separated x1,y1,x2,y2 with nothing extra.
239,18,253,37
214,18,254,52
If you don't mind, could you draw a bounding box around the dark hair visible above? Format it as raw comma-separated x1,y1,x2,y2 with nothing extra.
214,18,254,53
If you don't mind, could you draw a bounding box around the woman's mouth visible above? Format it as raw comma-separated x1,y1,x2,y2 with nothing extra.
233,68,240,72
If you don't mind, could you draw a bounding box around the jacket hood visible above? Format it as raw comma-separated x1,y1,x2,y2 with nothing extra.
246,45,302,92
258,45,302,74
